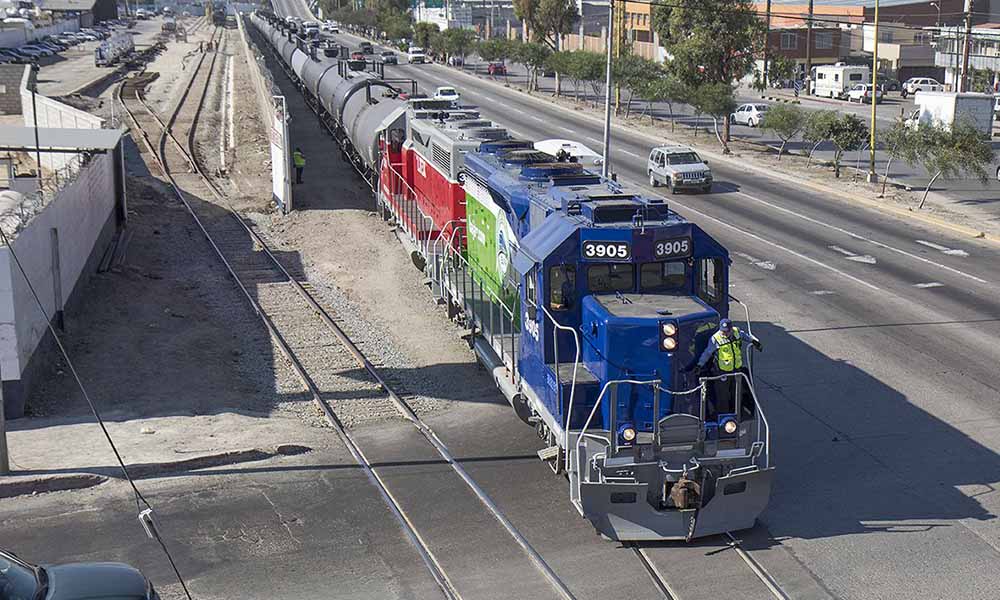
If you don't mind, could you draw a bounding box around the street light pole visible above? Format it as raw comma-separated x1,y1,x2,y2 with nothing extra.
762,0,772,95
30,63,42,192
868,0,879,183
601,0,614,178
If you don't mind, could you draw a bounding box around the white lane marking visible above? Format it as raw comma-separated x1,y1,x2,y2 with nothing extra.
734,191,987,284
914,282,945,288
915,239,970,257
846,254,878,264
557,126,577,134
811,290,837,295
618,149,642,158
829,245,855,256
735,252,776,270
639,185,881,291
527,114,545,122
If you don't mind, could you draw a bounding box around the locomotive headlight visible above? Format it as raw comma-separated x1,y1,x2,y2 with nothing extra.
662,323,677,336
621,427,636,442
722,419,738,435
662,337,677,350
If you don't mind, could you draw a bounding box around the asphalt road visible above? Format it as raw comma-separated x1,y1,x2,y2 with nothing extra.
190,5,1000,598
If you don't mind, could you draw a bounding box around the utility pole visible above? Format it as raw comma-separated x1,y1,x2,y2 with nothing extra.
0,378,8,475
868,0,879,184
960,0,973,92
762,0,772,95
804,0,814,94
601,0,614,178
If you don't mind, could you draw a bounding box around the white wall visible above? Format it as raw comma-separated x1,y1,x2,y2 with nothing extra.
0,150,115,381
20,67,105,173
0,17,80,48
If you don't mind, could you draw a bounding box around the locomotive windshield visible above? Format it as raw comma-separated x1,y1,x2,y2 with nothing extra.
639,261,687,292
587,263,634,292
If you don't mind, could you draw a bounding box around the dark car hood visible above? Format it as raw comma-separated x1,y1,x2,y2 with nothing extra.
45,562,148,599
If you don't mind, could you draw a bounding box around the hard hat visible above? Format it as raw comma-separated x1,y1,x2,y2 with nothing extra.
719,318,733,332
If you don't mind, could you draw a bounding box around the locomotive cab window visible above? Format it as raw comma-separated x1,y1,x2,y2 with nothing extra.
588,263,634,292
640,261,687,292
550,265,576,310
697,258,724,306
525,267,538,306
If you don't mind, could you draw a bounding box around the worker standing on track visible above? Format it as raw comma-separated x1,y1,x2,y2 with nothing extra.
292,147,306,184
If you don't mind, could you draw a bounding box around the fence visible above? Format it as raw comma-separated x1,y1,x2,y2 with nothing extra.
238,14,290,212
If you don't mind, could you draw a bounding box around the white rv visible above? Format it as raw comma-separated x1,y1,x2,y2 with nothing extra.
811,64,870,99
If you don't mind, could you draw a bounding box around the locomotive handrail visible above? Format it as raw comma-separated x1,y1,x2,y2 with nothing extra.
696,371,771,470
575,379,661,475
538,304,581,469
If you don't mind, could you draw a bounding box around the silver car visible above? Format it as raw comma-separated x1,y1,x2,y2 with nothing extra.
647,145,713,194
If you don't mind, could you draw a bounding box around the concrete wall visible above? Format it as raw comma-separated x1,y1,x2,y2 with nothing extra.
20,69,105,174
0,17,81,48
0,149,118,418
0,64,27,115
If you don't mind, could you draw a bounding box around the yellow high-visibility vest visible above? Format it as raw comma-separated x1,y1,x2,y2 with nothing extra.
712,328,743,372
293,151,305,167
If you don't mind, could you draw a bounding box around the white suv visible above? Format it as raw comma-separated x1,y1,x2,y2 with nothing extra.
902,77,942,97
647,146,713,194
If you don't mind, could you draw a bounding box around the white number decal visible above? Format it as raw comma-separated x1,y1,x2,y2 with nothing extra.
655,238,692,258
583,241,630,260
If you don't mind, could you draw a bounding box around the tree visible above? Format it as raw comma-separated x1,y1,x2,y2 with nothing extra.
914,123,994,209
879,119,922,197
478,38,513,78
659,0,765,143
760,104,807,159
614,54,661,118
413,22,439,50
802,110,838,166
804,112,868,178
546,50,579,99
438,27,477,63
546,50,603,104
689,83,738,153
636,75,689,130
514,0,578,49
377,10,412,42
512,41,552,91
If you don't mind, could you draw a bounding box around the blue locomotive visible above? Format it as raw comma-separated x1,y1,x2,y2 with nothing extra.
458,146,774,541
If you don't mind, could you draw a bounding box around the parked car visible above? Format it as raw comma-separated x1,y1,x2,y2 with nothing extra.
0,548,160,600
15,46,48,58
647,145,713,193
433,86,460,102
877,75,900,91
902,77,942,97
731,103,768,127
0,48,31,62
847,83,884,103
379,50,396,64
487,61,506,76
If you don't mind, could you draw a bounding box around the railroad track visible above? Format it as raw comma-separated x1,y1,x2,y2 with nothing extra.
116,24,576,600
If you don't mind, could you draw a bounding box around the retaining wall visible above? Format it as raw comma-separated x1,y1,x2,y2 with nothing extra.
0,150,119,419
20,67,105,174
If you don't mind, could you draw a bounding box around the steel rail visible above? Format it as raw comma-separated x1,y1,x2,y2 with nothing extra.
630,545,678,600
121,24,577,600
724,532,790,600
116,28,462,600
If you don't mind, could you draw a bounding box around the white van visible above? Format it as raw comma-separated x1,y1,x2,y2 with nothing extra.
408,46,426,64
811,64,870,99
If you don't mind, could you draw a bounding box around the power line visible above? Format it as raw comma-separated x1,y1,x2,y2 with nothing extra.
0,222,194,600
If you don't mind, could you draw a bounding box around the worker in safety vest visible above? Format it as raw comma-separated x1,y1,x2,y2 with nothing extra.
292,147,306,184
695,318,762,375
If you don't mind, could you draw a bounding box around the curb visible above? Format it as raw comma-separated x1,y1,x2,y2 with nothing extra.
432,62,1000,246
0,473,106,499
0,444,312,499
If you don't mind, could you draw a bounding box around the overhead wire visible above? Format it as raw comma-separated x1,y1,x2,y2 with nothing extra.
0,207,194,599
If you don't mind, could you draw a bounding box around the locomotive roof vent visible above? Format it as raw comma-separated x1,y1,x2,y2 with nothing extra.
581,198,672,224
520,162,584,181
479,139,533,154
454,120,493,129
